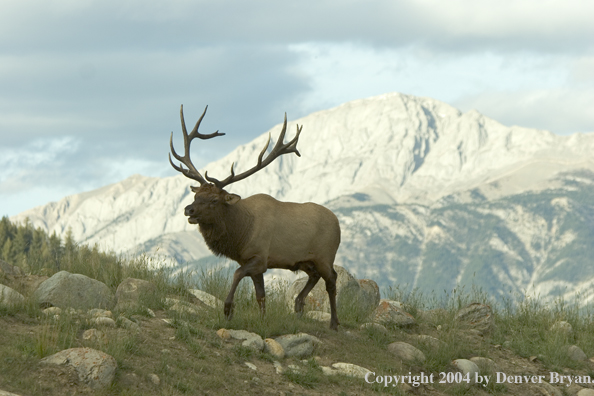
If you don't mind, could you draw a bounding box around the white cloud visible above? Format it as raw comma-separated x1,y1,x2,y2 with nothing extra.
0,0,592,216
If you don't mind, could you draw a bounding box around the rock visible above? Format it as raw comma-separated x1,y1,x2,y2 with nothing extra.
540,381,563,396
550,321,573,335
88,309,112,318
286,266,373,314
360,322,388,333
372,300,415,327
449,359,479,383
188,289,223,309
40,347,117,389
245,362,257,371
82,329,105,343
306,311,331,322
566,345,587,361
43,307,62,316
357,279,381,313
264,338,285,359
0,260,24,276
469,357,499,372
0,390,23,396
275,333,321,358
273,361,283,374
321,363,372,379
166,298,201,315
577,389,594,396
117,316,140,332
89,317,116,327
411,334,445,350
454,303,494,335
216,328,231,341
387,342,426,364
149,373,160,385
226,329,264,351
115,278,157,310
34,271,115,310
417,308,447,324
0,284,25,308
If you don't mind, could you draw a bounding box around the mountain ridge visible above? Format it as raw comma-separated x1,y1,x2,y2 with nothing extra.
10,92,594,302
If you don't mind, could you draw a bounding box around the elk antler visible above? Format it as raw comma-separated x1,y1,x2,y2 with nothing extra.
169,105,225,185
204,113,303,189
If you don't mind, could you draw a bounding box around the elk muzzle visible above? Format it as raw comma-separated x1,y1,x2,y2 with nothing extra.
184,204,199,224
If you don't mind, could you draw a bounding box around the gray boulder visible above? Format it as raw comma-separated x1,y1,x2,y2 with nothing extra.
34,271,115,310
387,342,426,364
40,347,117,389
0,284,25,308
275,333,322,358
372,300,415,327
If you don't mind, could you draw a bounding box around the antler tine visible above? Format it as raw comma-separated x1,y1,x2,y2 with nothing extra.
205,113,303,189
169,105,225,185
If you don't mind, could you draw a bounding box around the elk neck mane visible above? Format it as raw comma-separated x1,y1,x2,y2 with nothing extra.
198,202,254,261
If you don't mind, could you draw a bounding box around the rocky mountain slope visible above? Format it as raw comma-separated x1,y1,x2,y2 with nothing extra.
11,92,594,303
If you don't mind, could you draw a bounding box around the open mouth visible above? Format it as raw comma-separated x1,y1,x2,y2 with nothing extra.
187,216,199,224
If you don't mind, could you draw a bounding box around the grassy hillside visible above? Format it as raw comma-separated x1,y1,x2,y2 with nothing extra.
2,217,594,395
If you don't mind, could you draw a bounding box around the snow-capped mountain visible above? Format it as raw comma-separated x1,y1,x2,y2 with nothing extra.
11,93,594,302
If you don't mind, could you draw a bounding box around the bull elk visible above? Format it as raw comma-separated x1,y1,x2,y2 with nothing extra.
169,106,341,330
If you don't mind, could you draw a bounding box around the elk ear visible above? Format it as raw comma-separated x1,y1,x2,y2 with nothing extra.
190,186,200,193
224,193,241,205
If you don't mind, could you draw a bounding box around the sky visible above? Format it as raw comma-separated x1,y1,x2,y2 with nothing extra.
1,0,593,217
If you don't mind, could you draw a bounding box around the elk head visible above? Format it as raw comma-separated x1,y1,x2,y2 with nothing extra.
169,105,303,225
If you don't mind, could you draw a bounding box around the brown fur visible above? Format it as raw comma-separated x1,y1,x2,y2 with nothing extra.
185,183,341,330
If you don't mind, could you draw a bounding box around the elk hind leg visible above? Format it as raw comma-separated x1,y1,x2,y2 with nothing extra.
250,273,266,316
294,261,321,314
319,266,339,331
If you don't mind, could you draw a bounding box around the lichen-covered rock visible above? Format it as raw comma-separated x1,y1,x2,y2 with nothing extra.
275,333,321,358
34,271,115,310
454,303,494,335
387,342,425,363
40,347,117,389
372,300,415,327
82,329,105,343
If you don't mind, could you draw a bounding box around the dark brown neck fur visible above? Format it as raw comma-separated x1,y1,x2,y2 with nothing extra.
198,204,253,261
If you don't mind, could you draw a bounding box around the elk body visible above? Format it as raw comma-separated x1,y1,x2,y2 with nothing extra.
169,106,341,330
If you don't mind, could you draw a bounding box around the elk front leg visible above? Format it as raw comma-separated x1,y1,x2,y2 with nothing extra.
224,257,266,320
322,268,339,331
251,273,266,316
295,265,321,314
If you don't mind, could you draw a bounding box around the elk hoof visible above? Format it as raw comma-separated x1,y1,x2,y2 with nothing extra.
224,302,234,320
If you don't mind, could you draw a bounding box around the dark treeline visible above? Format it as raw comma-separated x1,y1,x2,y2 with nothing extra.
0,216,130,289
